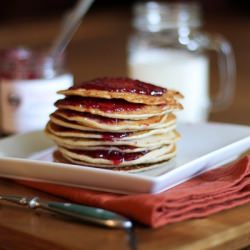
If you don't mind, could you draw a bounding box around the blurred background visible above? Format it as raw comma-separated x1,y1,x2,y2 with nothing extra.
0,0,249,126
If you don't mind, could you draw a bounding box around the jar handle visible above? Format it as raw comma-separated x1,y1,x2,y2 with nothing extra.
201,33,236,112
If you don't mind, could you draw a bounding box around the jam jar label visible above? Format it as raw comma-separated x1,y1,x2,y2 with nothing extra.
0,74,73,134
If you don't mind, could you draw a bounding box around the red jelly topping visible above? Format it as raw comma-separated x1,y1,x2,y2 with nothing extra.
86,145,137,151
72,149,148,165
71,77,167,96
56,97,144,113
101,132,131,141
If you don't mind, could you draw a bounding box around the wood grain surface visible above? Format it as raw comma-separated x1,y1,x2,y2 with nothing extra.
0,7,249,250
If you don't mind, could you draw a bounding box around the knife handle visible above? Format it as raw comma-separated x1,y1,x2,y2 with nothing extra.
40,201,132,229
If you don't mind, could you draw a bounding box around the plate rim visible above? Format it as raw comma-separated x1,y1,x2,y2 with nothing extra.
0,122,249,194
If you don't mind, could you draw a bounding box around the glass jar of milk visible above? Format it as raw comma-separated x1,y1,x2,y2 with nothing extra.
128,2,235,123
0,47,73,134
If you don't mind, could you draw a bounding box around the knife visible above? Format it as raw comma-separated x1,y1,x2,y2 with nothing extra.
0,195,132,229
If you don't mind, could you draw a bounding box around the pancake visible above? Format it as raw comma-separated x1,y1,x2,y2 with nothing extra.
46,121,176,141
53,150,174,173
55,97,182,120
50,114,103,131
55,144,161,153
46,129,179,148
58,144,176,167
58,77,183,105
46,77,183,172
53,109,175,132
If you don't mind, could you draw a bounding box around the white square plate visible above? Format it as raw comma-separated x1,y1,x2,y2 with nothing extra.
0,122,249,194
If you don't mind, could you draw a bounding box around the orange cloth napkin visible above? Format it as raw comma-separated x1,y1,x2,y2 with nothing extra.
18,156,250,228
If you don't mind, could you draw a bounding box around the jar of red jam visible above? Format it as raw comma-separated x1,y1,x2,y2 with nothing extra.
0,47,73,134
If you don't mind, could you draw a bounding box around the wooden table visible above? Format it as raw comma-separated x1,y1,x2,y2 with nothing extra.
0,7,250,250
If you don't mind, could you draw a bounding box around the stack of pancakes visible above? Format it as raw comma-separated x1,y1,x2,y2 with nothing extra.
46,77,183,172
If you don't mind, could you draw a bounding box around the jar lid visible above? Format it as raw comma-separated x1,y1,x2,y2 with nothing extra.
133,2,202,32
0,47,65,80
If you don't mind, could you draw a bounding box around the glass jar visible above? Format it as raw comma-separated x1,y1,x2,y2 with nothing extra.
0,47,73,134
128,2,235,123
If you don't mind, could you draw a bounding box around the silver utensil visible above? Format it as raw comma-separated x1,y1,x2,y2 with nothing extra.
0,195,132,229
49,0,94,60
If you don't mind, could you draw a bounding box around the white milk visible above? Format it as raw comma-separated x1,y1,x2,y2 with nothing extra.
128,49,210,123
